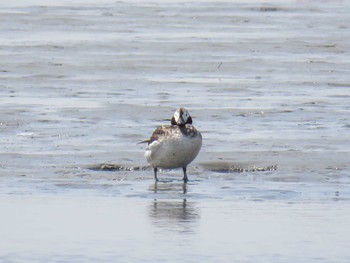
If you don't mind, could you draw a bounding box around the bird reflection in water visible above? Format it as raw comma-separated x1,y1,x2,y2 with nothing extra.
152,181,188,194
149,182,200,234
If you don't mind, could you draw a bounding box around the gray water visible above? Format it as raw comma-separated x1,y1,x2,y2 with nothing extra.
1,0,350,262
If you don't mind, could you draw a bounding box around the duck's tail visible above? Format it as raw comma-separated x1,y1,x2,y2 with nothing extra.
137,140,150,145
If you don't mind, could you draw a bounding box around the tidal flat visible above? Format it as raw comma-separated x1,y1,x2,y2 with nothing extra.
0,0,350,262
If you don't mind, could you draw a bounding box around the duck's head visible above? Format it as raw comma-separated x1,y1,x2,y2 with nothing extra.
171,107,193,126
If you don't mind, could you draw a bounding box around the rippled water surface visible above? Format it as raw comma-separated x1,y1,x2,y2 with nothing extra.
1,0,350,262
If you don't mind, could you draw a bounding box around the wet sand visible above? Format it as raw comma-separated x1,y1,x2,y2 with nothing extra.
1,0,350,262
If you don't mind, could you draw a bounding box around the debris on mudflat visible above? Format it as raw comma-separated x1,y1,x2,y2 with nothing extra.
88,163,150,172
200,162,277,173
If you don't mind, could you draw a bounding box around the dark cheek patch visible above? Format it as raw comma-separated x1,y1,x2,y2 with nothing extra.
171,116,176,126
187,116,193,124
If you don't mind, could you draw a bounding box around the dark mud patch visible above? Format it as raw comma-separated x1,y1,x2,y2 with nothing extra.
88,162,277,174
249,6,294,12
200,162,277,173
88,163,150,172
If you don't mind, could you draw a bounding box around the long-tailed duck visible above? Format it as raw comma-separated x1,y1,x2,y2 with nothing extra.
143,108,202,183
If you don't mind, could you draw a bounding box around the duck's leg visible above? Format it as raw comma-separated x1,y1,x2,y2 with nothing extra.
182,166,188,183
154,167,159,182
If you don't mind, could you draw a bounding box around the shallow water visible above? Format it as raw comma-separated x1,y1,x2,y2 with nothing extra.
1,0,350,262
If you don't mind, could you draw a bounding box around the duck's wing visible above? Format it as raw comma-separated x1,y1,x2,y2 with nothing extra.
138,125,177,145
148,126,168,144
137,126,167,145
137,126,166,145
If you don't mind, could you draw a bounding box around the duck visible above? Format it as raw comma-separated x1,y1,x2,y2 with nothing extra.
143,108,202,183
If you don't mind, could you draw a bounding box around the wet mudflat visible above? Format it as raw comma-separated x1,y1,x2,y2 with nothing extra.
1,0,350,262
